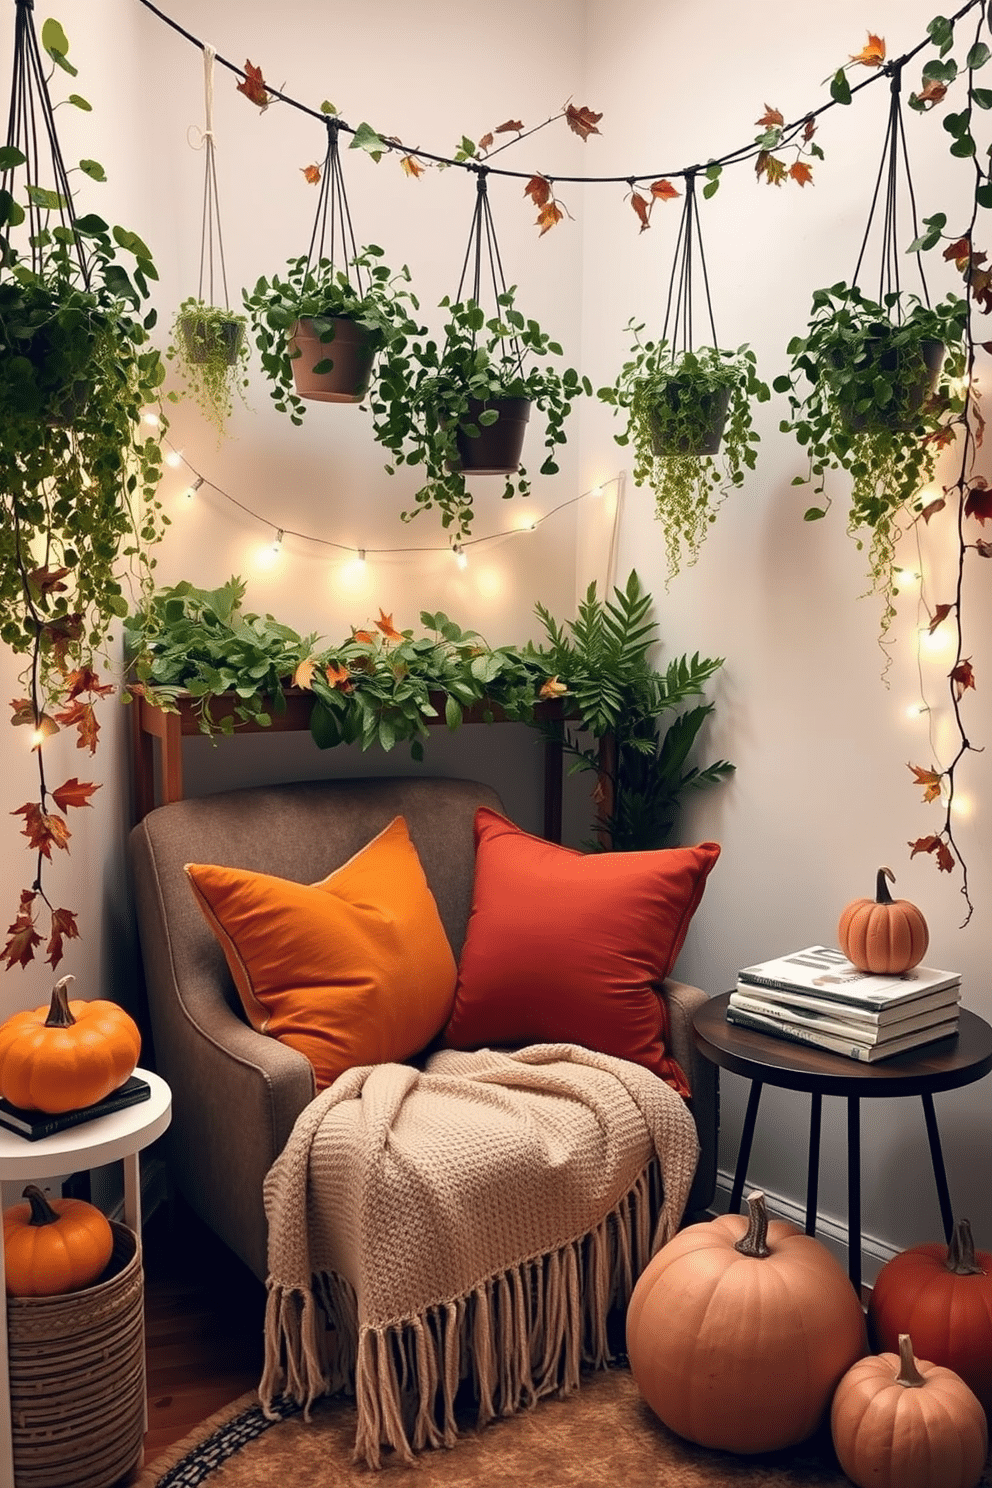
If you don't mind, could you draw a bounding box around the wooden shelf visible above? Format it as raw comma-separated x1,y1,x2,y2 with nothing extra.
129,688,568,841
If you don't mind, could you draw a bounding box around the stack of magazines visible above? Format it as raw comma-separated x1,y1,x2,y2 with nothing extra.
727,945,962,1062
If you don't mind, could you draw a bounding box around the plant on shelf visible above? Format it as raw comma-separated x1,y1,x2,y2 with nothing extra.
599,325,769,583
169,296,249,439
125,571,734,851
370,286,591,538
526,569,734,851
243,245,421,424
0,13,167,971
773,281,967,639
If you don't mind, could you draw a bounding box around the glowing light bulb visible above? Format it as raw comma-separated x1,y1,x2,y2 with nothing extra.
905,702,929,720
895,568,918,589
951,793,973,819
256,530,283,571
183,476,204,503
29,715,59,749
337,551,370,593
591,484,603,497
142,411,161,428
515,512,539,532
453,544,468,570
920,626,952,654
165,449,184,468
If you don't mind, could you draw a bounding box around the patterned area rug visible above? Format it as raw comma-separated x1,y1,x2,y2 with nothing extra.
133,1363,992,1487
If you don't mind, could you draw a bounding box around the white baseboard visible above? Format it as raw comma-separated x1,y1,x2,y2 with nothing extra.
713,1168,898,1287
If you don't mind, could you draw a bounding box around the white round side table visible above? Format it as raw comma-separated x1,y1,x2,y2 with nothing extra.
0,1067,171,1487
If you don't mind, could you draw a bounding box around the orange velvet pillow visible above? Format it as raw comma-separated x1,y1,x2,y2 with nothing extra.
185,816,456,1090
443,808,721,1097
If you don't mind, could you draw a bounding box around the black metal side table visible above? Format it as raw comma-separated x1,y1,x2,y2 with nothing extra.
693,995,992,1294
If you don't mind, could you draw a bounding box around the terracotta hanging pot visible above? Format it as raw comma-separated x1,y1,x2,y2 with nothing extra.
835,333,945,434
452,396,531,474
288,317,376,403
179,311,245,368
647,381,732,457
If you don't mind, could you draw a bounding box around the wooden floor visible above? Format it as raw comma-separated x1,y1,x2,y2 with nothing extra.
133,1198,268,1471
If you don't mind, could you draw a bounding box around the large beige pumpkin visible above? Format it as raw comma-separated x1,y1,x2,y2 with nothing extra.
626,1191,867,1453
831,1333,988,1488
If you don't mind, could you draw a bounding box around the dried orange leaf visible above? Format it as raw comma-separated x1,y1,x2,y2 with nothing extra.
950,658,976,699
301,163,321,185
477,132,494,152
64,666,113,699
13,802,72,858
3,890,41,970
630,190,651,232
46,907,79,969
850,33,885,67
495,119,523,134
524,174,552,207
375,609,404,642
907,763,943,804
400,155,425,178
236,60,270,110
325,662,353,693
539,676,568,699
51,778,100,812
649,178,680,201
927,603,954,633
965,482,992,523
536,200,564,236
293,657,317,690
755,105,784,127
789,161,814,187
565,103,603,141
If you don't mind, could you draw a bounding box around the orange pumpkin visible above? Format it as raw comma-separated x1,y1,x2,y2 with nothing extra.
4,1183,114,1296
868,1218,992,1418
626,1191,867,1452
831,1333,988,1488
838,866,929,974
0,975,140,1113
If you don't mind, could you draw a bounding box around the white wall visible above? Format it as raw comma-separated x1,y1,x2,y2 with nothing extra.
1,1,989,1266
580,0,992,1265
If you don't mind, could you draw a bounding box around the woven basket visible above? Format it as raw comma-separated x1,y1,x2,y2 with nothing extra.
7,1222,145,1488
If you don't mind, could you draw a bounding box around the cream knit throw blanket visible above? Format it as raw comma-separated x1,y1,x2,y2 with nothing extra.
260,1042,699,1468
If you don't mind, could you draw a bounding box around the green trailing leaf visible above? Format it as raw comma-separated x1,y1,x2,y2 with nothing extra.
830,68,852,105
0,147,26,170
349,121,388,162
320,100,338,115
78,159,106,182
967,41,990,70
25,185,67,211
41,18,77,75
67,94,91,111
927,15,955,56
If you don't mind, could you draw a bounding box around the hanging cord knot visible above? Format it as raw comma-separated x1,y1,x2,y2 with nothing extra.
887,59,904,94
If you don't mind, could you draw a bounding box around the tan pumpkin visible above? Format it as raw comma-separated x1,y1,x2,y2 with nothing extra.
626,1191,867,1452
3,1183,114,1296
0,974,140,1113
831,1333,988,1488
838,866,929,974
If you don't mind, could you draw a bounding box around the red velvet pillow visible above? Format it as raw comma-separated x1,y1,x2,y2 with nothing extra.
443,808,721,1097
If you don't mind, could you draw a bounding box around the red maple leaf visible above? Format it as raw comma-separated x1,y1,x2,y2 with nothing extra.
649,179,680,201
564,103,602,141
375,610,405,642
907,763,943,804
53,698,99,754
927,603,954,633
524,175,552,208
46,906,80,969
630,190,651,233
12,803,71,858
950,658,976,699
64,665,113,700
789,161,814,188
965,481,992,524
755,105,784,127
236,60,270,111
51,778,101,812
2,890,41,970
908,835,956,873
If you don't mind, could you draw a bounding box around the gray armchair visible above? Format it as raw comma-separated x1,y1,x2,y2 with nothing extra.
129,775,717,1282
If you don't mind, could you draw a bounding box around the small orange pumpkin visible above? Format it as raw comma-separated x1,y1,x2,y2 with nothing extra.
868,1218,992,1418
626,1191,867,1453
0,974,140,1113
831,1333,987,1488
3,1184,114,1296
838,866,929,974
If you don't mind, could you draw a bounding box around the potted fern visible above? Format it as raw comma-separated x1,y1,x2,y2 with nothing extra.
773,281,968,632
370,288,591,537
599,323,770,583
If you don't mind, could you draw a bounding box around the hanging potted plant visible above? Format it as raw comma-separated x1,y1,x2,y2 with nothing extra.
773,281,967,633
167,46,248,440
370,287,590,536
0,13,167,970
243,246,420,422
599,325,769,581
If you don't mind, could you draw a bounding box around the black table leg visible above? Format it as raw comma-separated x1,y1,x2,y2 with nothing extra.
729,1081,763,1214
921,1091,955,1242
847,1096,862,1295
806,1091,822,1236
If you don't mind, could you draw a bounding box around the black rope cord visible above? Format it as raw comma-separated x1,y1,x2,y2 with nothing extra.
131,0,986,191
4,0,89,283
660,171,719,357
851,61,931,312
304,117,362,290
453,168,525,377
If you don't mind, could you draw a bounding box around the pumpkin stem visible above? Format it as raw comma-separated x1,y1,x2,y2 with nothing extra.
734,1190,771,1258
875,866,896,905
895,1333,927,1389
44,974,77,1030
945,1218,986,1276
22,1184,61,1228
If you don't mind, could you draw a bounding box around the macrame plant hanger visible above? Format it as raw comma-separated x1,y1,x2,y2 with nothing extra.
659,171,720,360
305,117,361,292
2,0,87,283
192,44,231,310
452,167,524,381
851,60,931,315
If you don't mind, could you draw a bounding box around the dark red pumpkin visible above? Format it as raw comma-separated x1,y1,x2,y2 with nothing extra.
868,1219,992,1418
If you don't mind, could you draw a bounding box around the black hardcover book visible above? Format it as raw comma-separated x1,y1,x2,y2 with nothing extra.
0,1075,151,1142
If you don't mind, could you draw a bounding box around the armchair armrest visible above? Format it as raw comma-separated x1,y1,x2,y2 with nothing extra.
663,979,718,1218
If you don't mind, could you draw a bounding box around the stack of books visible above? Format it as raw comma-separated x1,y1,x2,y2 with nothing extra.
727,945,962,1062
